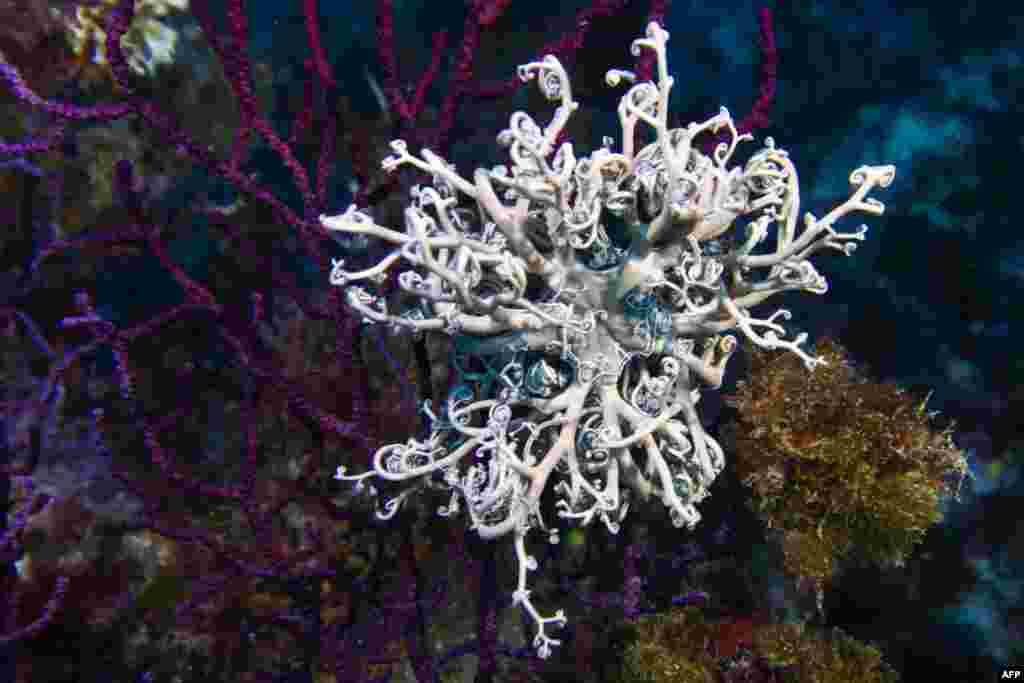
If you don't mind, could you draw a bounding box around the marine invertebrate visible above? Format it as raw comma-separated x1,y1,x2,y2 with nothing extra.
326,20,894,657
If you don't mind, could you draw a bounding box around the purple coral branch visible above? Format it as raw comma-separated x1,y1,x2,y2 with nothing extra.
0,475,68,649
302,0,336,89
0,576,69,646
0,123,63,157
735,7,778,136
0,61,132,120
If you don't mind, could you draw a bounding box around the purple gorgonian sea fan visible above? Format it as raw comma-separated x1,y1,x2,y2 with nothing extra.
324,21,895,658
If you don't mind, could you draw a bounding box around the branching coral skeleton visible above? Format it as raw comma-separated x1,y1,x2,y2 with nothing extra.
324,22,895,658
